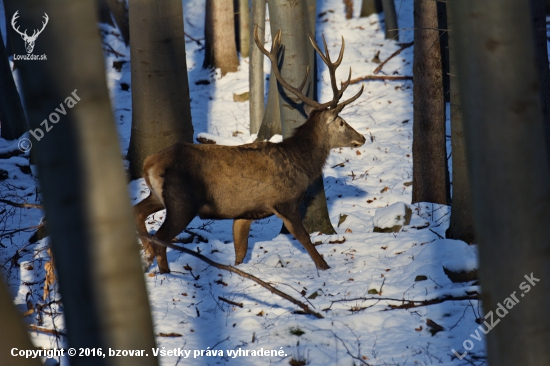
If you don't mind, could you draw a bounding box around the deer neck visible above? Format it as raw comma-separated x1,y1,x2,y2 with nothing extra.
281,119,331,180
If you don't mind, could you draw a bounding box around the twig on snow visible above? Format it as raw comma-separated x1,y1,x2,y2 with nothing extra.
139,233,324,319
0,198,43,209
373,41,414,74
350,75,413,84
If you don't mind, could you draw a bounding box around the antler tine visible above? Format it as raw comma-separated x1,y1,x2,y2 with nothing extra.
308,33,350,108
336,84,364,111
254,25,327,110
11,11,26,36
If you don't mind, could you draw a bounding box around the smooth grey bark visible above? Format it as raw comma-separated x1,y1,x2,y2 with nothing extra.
0,28,28,140
530,0,550,168
267,0,335,234
381,0,398,41
450,1,550,365
0,279,42,366
4,1,158,365
412,0,449,205
360,0,382,17
257,72,282,139
203,0,239,75
238,0,250,57
267,0,311,139
128,0,194,180
445,9,475,243
249,0,265,134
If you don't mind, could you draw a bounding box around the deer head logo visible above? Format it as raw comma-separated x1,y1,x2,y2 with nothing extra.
11,11,49,54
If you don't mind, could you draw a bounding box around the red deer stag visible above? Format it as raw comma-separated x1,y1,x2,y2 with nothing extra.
135,27,365,273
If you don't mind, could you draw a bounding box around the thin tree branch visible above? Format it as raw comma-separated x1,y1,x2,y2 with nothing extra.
184,32,203,45
0,198,43,209
328,294,478,311
350,75,413,84
373,41,414,74
139,233,324,319
218,296,243,308
26,324,65,337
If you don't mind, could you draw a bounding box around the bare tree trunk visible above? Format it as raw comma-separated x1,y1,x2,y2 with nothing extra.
203,0,239,75
445,9,475,243
437,1,450,103
127,0,194,180
0,28,27,140
450,1,550,365
249,0,265,134
0,279,42,366
381,0,398,41
107,0,130,45
238,0,250,57
360,0,382,17
530,0,550,168
4,0,158,364
268,0,335,234
96,0,115,26
257,72,282,139
411,0,449,204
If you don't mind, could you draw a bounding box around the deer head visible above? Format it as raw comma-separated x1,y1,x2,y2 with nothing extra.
11,11,49,54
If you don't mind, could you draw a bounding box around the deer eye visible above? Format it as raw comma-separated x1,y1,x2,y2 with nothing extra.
339,121,344,127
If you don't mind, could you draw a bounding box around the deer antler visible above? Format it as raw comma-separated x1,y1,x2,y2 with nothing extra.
254,25,329,110
254,25,363,111
11,11,28,38
30,13,49,40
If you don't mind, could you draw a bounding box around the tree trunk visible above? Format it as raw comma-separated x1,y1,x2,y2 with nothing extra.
4,1,158,364
107,0,130,45
0,28,28,140
249,0,266,134
411,0,449,204
238,0,250,57
0,279,42,366
268,0,335,234
445,9,475,243
381,0,399,41
360,0,383,17
530,0,550,168
203,0,239,75
96,0,115,26
127,0,194,180
437,1,450,103
450,1,550,365
257,71,282,139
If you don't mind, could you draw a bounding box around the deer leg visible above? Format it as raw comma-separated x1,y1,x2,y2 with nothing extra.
153,207,195,274
134,194,165,269
273,204,330,270
233,219,253,265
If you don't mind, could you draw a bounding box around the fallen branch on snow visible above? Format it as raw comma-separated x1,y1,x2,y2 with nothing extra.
26,324,65,337
350,75,413,84
139,233,324,319
0,198,43,209
373,41,414,74
326,294,479,312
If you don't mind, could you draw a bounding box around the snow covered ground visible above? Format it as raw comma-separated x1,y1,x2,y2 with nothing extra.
0,0,493,365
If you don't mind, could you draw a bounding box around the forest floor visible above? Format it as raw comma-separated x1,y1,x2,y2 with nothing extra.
0,0,494,365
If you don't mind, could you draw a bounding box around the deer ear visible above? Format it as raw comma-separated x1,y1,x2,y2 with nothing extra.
304,105,316,117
